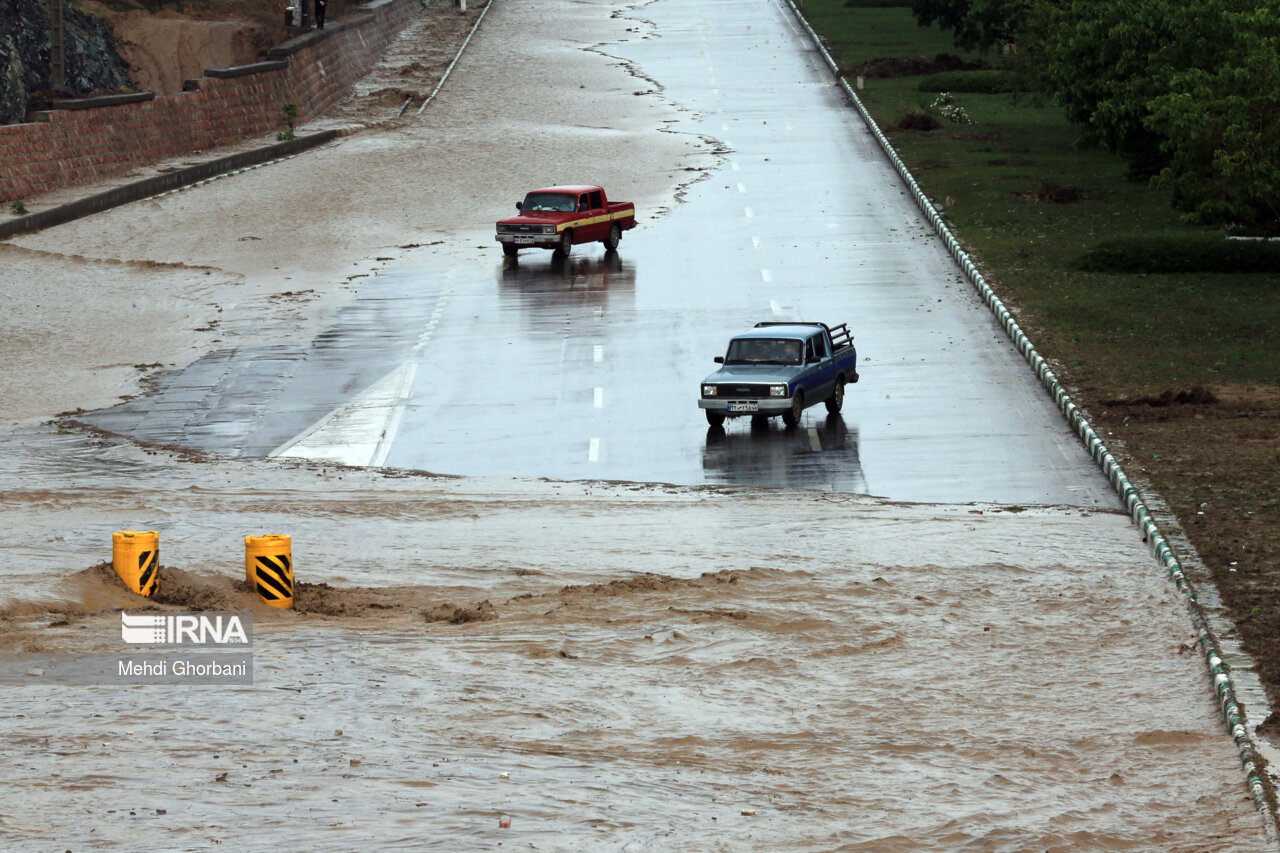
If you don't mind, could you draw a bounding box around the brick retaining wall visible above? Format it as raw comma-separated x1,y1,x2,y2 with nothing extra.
0,0,421,204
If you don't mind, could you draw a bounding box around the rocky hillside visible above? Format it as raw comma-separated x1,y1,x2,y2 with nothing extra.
0,0,133,125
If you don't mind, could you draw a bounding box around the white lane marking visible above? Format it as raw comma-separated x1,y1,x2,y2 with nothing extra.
593,344,603,363
594,387,603,408
270,362,417,467
761,269,772,283
752,236,761,249
808,428,822,452
588,437,600,462
738,182,747,194
730,160,739,171
770,300,782,315
744,207,754,218
415,291,451,353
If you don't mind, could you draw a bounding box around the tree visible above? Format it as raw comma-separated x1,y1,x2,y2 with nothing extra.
910,0,1038,52
1147,4,1280,231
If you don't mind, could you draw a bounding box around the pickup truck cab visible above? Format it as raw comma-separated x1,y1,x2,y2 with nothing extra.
496,185,636,258
699,322,859,428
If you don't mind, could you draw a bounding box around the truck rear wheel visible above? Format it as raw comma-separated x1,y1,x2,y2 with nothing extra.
825,378,844,414
782,390,804,428
555,229,573,257
604,223,621,251
705,410,725,427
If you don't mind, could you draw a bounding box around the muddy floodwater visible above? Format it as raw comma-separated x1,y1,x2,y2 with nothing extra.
0,0,1275,847
0,429,1271,850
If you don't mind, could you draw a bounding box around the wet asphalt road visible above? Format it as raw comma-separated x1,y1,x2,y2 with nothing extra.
86,0,1111,506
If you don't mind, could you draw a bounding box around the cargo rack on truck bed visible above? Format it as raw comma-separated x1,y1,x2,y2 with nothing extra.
753,321,854,351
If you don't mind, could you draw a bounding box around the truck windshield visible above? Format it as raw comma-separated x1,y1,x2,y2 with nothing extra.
724,337,802,365
522,192,576,212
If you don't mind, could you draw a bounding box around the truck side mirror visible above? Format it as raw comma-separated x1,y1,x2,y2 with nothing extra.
714,356,724,364
516,201,522,211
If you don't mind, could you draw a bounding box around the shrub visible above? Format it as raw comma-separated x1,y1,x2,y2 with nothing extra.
918,70,1019,93
277,101,299,141
930,92,973,124
1071,233,1280,273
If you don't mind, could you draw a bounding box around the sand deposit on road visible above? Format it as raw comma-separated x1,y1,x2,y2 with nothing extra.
1,0,715,426
0,0,1274,847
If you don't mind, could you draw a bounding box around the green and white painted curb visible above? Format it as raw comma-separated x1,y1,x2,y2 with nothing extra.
781,0,1277,837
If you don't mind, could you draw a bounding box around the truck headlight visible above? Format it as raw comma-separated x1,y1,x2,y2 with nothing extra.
702,385,718,397
770,385,787,397
542,225,556,234
496,224,510,233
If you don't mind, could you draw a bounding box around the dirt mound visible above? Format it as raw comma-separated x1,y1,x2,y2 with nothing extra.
1103,386,1219,409
294,580,496,622
69,560,249,611
3,563,497,623
546,569,759,602
892,111,941,132
1036,185,1080,204
843,53,985,79
422,600,497,623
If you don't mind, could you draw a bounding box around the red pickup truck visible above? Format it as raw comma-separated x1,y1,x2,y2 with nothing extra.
496,185,636,258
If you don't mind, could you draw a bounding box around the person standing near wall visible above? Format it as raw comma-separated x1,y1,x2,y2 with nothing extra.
314,0,327,29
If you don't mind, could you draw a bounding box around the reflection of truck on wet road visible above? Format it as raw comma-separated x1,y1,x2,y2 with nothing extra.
699,322,859,428
496,185,636,258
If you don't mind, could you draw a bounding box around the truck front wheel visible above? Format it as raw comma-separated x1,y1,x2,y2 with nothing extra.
825,378,844,414
555,229,573,257
705,410,725,427
604,223,621,251
502,244,518,257
782,391,804,428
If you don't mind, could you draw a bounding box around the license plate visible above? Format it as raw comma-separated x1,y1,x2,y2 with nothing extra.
727,402,759,413
514,236,536,244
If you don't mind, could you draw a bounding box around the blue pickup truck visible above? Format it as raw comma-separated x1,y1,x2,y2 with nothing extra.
698,322,859,428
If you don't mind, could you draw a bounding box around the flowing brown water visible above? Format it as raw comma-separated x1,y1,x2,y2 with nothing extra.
0,430,1271,850
0,0,1273,846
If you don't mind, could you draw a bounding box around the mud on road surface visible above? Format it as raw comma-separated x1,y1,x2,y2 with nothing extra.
0,0,1276,847
0,428,1272,849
